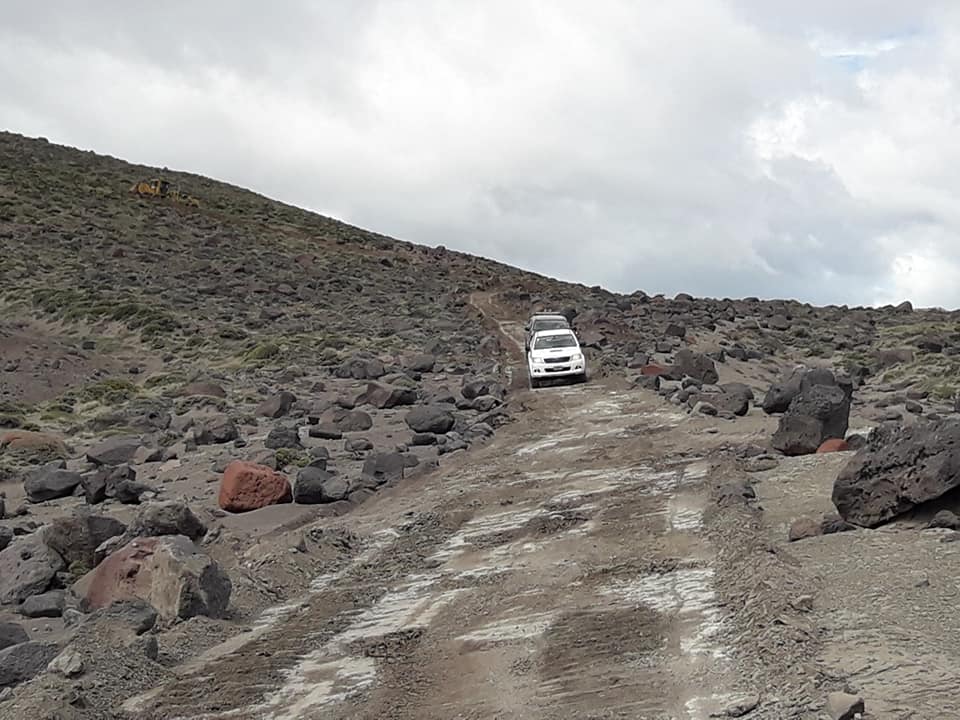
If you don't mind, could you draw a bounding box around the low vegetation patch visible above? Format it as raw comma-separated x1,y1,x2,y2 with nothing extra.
78,378,140,405
30,288,181,338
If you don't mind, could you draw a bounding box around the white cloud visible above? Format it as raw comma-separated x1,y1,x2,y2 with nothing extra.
3,1,960,307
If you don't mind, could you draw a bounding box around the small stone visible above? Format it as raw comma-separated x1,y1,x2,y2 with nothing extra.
743,455,779,473
791,595,814,612
788,517,822,542
48,648,85,677
827,691,864,720
308,424,342,440
928,510,960,530
905,400,924,415
721,693,760,717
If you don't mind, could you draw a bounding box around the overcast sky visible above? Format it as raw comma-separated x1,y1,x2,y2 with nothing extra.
3,1,960,308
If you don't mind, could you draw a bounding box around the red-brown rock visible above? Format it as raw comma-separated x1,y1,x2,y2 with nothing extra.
76,535,231,620
218,461,292,513
0,431,68,458
640,364,670,377
817,438,849,454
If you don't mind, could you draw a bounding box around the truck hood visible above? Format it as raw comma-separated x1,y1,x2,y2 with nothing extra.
530,347,579,360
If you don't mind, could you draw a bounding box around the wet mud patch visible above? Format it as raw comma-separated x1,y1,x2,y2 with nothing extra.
471,509,591,548
540,607,664,672
346,628,426,660
536,607,672,713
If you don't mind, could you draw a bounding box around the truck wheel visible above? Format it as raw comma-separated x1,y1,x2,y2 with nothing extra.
530,377,540,389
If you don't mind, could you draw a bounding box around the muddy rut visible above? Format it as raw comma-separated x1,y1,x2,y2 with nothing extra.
123,302,741,720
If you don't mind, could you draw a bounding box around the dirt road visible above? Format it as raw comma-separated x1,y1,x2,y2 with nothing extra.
122,303,755,720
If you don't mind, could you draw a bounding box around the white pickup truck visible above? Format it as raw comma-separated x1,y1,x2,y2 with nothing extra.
527,328,587,388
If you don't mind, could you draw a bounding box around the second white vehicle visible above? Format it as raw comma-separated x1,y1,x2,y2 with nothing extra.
527,328,587,388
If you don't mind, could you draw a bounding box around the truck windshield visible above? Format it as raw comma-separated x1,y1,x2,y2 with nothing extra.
532,319,568,332
534,334,577,349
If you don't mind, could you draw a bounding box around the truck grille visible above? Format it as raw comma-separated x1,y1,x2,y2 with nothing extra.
544,356,571,364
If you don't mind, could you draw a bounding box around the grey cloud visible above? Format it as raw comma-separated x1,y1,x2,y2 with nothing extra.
1,1,958,307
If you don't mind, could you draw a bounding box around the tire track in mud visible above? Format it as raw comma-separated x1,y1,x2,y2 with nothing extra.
123,295,741,720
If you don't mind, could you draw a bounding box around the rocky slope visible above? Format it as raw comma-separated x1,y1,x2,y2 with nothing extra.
1,130,960,716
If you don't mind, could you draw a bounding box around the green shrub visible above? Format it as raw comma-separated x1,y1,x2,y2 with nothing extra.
244,342,281,363
79,379,139,405
274,448,309,469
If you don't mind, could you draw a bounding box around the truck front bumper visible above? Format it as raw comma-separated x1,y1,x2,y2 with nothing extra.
529,361,585,378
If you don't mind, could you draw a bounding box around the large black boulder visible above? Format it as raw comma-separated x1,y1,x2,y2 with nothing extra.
405,405,456,434
833,420,960,527
671,350,718,385
765,369,853,455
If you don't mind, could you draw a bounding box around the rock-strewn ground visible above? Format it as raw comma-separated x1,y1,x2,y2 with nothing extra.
2,131,960,718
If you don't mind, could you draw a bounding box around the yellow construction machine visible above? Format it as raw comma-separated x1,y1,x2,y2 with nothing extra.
129,178,200,207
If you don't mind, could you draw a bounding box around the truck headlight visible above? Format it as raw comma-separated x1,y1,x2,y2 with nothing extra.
570,353,583,362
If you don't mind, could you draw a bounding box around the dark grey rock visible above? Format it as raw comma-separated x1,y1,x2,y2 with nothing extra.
336,355,386,380
362,382,417,409
671,349,718,385
0,531,65,605
44,511,127,569
0,641,58,688
405,354,437,373
772,384,851,456
19,589,65,618
332,410,373,432
255,391,297,418
293,466,340,504
929,510,960,531
24,465,82,503
307,424,341,440
126,502,206,542
86,435,144,466
194,416,239,445
362,452,412,484
345,438,373,452
0,622,28,651
265,425,302,450
405,405,456,434
833,419,960,527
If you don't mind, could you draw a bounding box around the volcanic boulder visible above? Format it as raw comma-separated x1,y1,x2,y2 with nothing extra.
86,434,144,466
0,622,28,651
294,467,349,504
405,405,456,435
44,510,127,569
0,641,59,689
194,416,239,445
833,419,960,527
762,367,805,414
256,391,297,418
125,501,207,542
363,382,417,409
24,463,82,503
671,350,718,385
771,374,851,456
337,355,386,380
0,531,65,605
